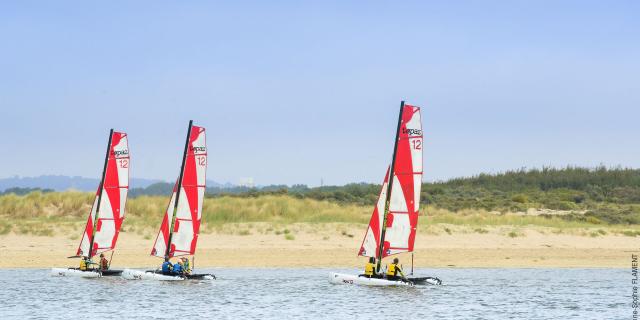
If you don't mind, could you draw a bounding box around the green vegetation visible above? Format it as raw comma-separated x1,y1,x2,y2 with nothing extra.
1,167,639,236
622,230,640,237
0,193,370,235
200,166,640,225
507,231,521,238
0,191,92,219
423,166,640,225
0,187,53,196
123,166,640,226
199,196,369,225
199,167,640,224
0,220,12,235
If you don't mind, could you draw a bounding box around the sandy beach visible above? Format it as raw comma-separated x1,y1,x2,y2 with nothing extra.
0,224,637,269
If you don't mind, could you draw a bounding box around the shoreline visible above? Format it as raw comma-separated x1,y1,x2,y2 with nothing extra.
1,224,637,269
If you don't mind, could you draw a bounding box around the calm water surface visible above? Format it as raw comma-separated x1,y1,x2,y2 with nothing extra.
0,268,627,319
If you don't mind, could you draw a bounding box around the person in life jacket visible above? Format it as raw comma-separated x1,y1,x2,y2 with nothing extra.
99,253,109,271
181,257,191,275
79,257,95,271
79,257,88,271
161,256,173,275
172,260,184,275
386,257,406,281
362,257,377,278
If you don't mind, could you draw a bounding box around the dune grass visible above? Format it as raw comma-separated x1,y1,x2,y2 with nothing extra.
0,191,92,219
425,206,602,229
201,195,370,225
1,191,638,237
0,192,371,235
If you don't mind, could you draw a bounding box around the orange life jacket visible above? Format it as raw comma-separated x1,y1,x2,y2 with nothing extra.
100,258,109,270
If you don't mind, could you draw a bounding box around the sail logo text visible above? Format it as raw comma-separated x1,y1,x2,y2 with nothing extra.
402,128,422,136
191,146,206,153
112,150,129,157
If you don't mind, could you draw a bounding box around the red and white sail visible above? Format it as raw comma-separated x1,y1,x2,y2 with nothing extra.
359,105,423,258
77,132,130,257
358,167,389,258
151,125,207,258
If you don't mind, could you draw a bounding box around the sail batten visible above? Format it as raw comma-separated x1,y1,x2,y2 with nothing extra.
151,123,207,258
77,131,129,258
359,104,423,259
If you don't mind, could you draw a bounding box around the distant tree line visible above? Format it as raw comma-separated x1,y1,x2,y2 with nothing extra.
0,187,53,196
420,166,640,225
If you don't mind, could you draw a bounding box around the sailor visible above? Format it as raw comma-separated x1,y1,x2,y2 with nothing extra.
363,257,376,278
181,257,191,275
99,253,109,271
79,257,94,271
79,257,88,271
161,256,173,274
172,260,184,275
386,257,406,281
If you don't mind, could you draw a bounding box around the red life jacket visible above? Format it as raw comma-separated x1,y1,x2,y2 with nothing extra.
100,258,108,270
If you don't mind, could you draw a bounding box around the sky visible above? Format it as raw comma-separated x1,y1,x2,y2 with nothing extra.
1,1,639,186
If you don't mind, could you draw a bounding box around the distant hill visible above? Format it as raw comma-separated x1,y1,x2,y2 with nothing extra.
0,175,233,192
0,175,162,192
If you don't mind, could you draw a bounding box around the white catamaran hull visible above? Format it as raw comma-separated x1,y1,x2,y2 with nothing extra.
121,269,183,281
121,269,215,281
50,268,101,278
329,273,413,287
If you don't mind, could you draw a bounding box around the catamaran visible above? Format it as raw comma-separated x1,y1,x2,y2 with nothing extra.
329,102,441,286
122,120,214,281
51,129,130,278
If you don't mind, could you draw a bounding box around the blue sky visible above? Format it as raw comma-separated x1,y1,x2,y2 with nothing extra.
1,1,638,186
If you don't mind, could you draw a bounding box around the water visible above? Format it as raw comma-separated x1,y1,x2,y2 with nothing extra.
0,268,628,319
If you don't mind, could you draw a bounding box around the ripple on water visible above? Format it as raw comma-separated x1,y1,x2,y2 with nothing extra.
0,268,627,319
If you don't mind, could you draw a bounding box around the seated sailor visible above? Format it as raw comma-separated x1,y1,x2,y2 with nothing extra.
99,253,109,271
386,257,406,281
79,257,95,271
181,257,191,275
161,256,173,274
172,260,184,275
362,257,377,278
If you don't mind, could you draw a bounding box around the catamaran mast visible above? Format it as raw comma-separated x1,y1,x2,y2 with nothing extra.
376,101,405,273
165,120,193,258
87,129,113,258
